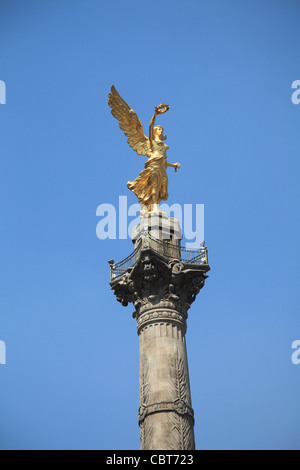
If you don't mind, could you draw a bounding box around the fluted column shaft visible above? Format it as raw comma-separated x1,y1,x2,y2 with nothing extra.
138,307,195,450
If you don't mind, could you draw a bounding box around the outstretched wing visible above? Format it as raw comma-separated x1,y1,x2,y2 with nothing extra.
108,86,151,157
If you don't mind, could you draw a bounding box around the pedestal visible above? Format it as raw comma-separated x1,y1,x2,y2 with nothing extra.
109,214,209,450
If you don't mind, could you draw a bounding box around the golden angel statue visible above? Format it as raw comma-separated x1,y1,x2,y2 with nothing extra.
108,86,180,215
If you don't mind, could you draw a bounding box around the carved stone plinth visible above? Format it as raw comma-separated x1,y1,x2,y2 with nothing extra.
110,224,209,450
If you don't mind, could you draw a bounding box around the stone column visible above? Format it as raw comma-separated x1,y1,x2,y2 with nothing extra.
110,214,209,450
138,305,195,450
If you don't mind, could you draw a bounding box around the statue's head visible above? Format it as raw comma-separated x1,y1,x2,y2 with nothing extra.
154,125,167,141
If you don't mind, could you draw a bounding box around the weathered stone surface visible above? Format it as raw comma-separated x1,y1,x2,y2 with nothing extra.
110,220,209,450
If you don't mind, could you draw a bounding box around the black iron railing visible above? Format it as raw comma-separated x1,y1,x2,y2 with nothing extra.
148,234,208,265
109,235,208,281
109,239,142,280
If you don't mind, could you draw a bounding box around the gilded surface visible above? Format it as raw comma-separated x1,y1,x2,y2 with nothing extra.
108,86,180,214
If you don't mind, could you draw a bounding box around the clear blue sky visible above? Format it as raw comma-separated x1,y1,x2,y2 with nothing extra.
0,0,299,450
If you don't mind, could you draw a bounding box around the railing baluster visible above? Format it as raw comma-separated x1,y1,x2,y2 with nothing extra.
110,236,208,281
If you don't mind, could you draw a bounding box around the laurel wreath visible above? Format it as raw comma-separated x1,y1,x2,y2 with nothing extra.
155,104,170,115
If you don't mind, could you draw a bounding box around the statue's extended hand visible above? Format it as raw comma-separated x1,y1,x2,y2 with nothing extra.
174,163,180,172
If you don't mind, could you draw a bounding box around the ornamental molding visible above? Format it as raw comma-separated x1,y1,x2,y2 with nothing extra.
136,308,187,335
110,250,208,321
138,400,194,425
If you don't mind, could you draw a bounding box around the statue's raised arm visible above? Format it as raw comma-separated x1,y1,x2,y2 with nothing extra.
149,104,170,150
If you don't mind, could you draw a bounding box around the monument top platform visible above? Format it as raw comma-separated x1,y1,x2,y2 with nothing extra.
131,211,182,245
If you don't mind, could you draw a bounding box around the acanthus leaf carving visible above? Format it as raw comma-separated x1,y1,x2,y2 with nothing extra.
110,250,208,317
